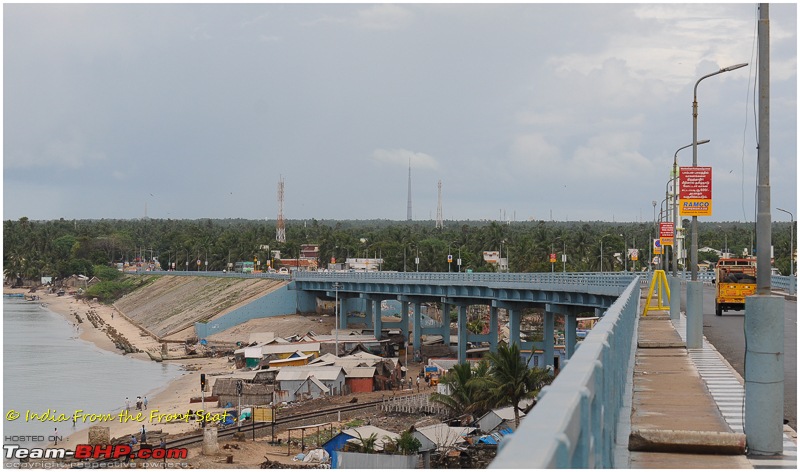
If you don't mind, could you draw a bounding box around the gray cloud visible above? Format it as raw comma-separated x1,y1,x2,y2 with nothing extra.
3,3,796,223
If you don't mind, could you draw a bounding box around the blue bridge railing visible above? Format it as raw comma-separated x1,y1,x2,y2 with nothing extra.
490,277,641,469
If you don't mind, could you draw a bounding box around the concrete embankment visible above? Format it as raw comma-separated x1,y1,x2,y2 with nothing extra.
114,275,286,339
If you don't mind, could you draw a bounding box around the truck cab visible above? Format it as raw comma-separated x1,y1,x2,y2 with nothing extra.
714,258,757,316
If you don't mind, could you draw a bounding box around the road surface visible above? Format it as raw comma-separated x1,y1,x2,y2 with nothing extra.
677,284,796,431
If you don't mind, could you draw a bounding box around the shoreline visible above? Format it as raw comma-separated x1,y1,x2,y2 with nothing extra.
4,287,232,447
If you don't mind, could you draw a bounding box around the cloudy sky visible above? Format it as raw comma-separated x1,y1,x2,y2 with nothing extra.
4,3,797,223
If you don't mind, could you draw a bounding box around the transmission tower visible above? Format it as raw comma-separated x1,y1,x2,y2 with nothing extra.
406,160,412,221
436,180,443,229
276,177,286,243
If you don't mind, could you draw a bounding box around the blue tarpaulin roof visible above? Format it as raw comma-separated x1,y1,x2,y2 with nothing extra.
477,427,513,445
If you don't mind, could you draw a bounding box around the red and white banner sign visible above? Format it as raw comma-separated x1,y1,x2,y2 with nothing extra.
679,166,712,216
659,222,674,246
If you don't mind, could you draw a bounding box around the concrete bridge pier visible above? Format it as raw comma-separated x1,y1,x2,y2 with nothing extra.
362,295,375,330
457,304,468,363
489,306,499,353
440,301,451,348
448,299,501,364
493,300,528,349
380,301,410,345
544,309,555,372
564,306,579,359
399,297,426,360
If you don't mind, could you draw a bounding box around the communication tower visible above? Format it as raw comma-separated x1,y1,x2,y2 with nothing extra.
436,180,443,229
276,177,286,243
406,160,412,221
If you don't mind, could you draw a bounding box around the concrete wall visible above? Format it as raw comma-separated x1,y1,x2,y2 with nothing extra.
194,285,317,339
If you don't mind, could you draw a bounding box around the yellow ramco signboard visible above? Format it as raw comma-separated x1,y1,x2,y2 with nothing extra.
679,166,712,217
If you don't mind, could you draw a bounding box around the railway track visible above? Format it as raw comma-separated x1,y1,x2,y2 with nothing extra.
166,399,383,449
78,399,383,467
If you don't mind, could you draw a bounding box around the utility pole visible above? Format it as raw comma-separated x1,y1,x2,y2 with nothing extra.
745,3,784,456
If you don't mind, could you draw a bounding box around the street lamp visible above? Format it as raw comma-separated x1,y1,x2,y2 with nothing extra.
651,200,657,272
776,208,794,282
688,62,747,350
671,140,710,276
690,63,748,280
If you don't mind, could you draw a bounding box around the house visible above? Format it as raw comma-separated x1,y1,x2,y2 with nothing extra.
212,374,274,408
294,375,330,401
476,399,535,433
234,342,320,369
247,332,276,345
411,423,474,453
343,366,376,393
268,351,313,368
275,366,346,402
321,425,399,469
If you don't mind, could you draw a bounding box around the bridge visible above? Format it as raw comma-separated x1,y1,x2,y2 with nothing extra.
165,269,794,467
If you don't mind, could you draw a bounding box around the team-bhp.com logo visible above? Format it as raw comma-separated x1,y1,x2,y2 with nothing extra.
4,444,188,461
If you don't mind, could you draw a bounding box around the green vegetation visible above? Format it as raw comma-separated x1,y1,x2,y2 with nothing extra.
3,217,795,283
384,431,422,455
431,343,554,428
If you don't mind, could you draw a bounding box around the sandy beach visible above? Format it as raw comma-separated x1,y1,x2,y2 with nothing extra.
4,287,346,467
5,288,233,446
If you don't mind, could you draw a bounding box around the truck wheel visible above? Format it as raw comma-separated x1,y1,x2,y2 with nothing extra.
715,304,722,316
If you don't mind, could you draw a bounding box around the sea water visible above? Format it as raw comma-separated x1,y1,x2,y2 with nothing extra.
2,298,183,445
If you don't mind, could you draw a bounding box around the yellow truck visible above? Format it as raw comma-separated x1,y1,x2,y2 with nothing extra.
714,258,757,316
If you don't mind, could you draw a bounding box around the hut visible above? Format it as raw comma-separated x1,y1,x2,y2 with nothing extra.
343,367,376,393
475,399,534,433
212,377,274,408
275,366,346,403
411,423,474,453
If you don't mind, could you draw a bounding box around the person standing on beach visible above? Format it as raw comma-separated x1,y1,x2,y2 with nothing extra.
136,396,142,410
143,396,148,410
125,397,130,412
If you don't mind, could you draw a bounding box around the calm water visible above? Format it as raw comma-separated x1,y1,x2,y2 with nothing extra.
3,298,182,444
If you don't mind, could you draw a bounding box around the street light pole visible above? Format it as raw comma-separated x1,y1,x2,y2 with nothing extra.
688,62,747,350
651,200,657,272
691,63,747,280
776,208,794,283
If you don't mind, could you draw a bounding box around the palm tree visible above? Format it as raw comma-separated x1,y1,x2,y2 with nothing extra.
383,431,421,455
352,431,378,453
482,343,554,428
430,360,491,418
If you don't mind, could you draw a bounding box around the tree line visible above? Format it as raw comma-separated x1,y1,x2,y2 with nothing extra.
3,216,795,282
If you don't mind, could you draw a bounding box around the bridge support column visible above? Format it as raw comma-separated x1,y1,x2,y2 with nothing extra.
399,301,409,346
489,306,498,353
564,307,578,359
374,300,383,340
509,308,521,347
441,302,451,347
413,302,422,357
457,305,468,364
364,298,374,330
544,309,554,372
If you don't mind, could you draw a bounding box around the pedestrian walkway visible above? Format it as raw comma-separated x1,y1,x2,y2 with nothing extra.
673,315,798,469
628,310,751,469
